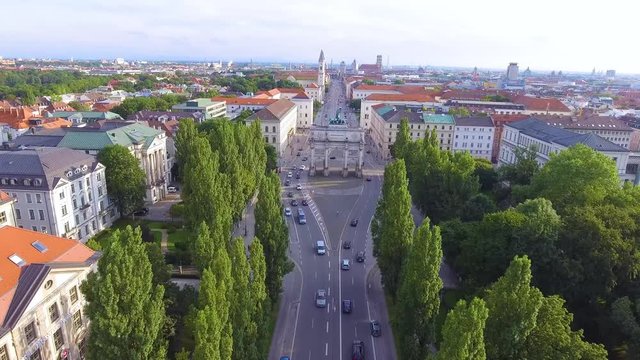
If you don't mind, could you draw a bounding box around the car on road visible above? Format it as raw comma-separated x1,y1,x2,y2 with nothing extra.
284,208,292,216
296,151,301,156
167,186,179,193
343,240,351,249
287,171,293,178
301,199,308,206
356,251,365,262
280,357,290,360
296,173,301,179
341,259,351,270
302,157,307,161
296,184,302,190
350,219,359,227
285,179,291,186
366,177,372,182
352,340,365,360
342,299,352,313
290,199,298,206
329,156,336,160
299,165,306,170
133,208,149,216
287,192,294,198
370,320,381,337
315,289,327,308
316,240,326,255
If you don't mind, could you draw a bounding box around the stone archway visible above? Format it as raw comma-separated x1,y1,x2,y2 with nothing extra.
309,125,364,177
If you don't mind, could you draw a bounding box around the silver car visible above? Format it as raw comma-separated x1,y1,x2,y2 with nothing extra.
315,289,327,308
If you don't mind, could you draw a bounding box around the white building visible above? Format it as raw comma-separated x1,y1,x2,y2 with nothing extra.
360,93,437,130
453,116,495,161
171,98,226,119
245,99,298,155
0,226,99,360
0,191,17,228
0,148,116,243
499,118,632,181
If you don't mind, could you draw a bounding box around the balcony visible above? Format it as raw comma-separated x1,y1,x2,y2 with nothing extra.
80,203,91,210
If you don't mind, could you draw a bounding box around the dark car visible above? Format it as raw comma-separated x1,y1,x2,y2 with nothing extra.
287,192,294,198
285,179,291,186
296,173,301,179
350,219,359,227
342,299,352,313
343,240,351,249
352,340,365,360
290,199,299,206
356,251,365,263
133,208,149,216
296,152,301,157
329,156,336,160
302,157,308,161
366,177,372,182
370,320,381,337
301,199,309,206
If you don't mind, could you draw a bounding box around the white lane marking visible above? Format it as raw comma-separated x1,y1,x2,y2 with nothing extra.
328,273,331,281
352,277,354,285
325,343,329,356
328,261,331,269
328,287,331,296
327,305,330,314
312,318,314,328
315,271,317,279
326,321,329,333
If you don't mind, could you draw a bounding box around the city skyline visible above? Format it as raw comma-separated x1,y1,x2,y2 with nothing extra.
3,0,640,73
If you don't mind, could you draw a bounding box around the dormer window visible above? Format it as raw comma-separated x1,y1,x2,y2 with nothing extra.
8,254,25,267
23,179,31,186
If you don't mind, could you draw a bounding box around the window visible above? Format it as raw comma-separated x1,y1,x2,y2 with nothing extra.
75,215,79,225
70,286,79,304
98,186,103,196
97,173,101,181
78,181,83,190
86,178,90,187
0,345,7,360
264,125,268,132
15,209,21,220
24,321,37,344
88,192,92,201
29,209,35,220
64,222,70,233
272,126,276,132
0,212,5,224
32,226,38,231
41,226,47,233
26,194,32,203
72,310,82,332
49,303,60,322
36,194,42,203
59,192,65,200
272,136,276,144
73,199,77,210
53,328,64,350
92,221,96,231
61,205,68,216
71,184,75,193
29,350,41,360
38,210,44,221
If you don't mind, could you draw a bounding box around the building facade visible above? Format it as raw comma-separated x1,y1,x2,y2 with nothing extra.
0,226,99,360
0,191,16,228
499,118,631,180
245,99,298,155
0,148,116,243
171,98,226,119
452,116,495,161
360,93,436,130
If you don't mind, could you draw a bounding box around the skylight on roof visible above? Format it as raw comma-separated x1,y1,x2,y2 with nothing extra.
8,254,25,267
32,241,48,253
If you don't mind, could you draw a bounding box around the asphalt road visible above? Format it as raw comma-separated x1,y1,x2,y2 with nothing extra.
270,78,397,360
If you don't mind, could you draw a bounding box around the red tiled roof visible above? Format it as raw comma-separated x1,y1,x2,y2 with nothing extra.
0,227,95,322
277,71,319,81
356,85,397,91
364,93,435,102
0,191,12,204
276,87,305,94
213,97,278,106
305,83,319,89
511,95,571,113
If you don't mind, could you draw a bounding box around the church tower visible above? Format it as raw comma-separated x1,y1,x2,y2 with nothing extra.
317,50,326,102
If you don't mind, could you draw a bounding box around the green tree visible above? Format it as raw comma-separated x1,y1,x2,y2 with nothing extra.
68,100,91,111
229,237,252,360
265,144,278,173
145,242,171,286
437,298,489,360
611,296,640,354
395,218,443,359
498,145,539,186
255,172,291,304
473,158,498,193
248,239,269,359
461,193,497,222
448,107,471,117
81,226,167,360
484,256,543,359
97,145,146,216
391,118,410,160
372,159,414,297
528,144,619,212
193,268,233,360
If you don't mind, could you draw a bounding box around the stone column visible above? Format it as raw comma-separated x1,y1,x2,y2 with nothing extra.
343,147,349,177
310,145,316,176
357,144,364,178
324,148,329,176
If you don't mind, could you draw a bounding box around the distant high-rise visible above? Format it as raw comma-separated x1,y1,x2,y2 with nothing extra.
606,69,616,79
506,62,519,80
376,55,382,71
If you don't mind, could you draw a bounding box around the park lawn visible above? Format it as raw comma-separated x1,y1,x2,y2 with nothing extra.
91,218,180,248
167,228,190,251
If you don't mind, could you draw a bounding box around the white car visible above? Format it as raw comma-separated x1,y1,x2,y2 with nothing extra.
287,171,293,178
284,208,292,216
299,165,306,170
167,186,178,193
296,184,302,190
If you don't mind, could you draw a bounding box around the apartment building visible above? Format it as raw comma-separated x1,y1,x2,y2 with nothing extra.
0,226,99,360
452,116,495,161
0,148,116,242
539,115,634,149
245,99,297,155
499,118,632,180
360,93,436,130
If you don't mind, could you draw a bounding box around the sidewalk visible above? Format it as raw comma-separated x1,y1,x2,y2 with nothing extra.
233,195,257,248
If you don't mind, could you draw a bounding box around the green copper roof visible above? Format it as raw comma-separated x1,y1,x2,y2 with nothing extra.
49,111,123,120
422,114,455,124
57,123,163,150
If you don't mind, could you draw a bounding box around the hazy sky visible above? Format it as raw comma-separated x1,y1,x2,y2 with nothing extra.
3,0,639,73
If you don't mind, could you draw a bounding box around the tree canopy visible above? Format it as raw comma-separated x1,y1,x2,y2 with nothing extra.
97,144,146,216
